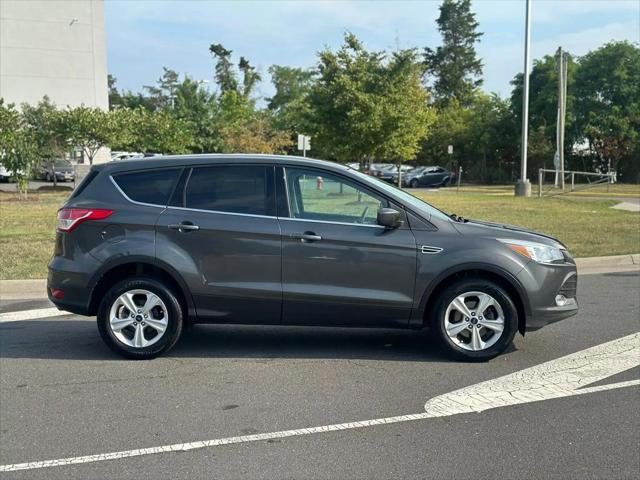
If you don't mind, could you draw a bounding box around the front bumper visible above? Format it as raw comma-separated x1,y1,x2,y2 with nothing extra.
517,260,579,331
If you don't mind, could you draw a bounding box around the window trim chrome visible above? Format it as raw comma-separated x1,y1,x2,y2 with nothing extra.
278,216,385,229
165,205,276,220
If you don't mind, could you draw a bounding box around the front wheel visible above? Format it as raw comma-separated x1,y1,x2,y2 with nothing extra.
431,278,518,361
97,277,184,359
410,179,419,188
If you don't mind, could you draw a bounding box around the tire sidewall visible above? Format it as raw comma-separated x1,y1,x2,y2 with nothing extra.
433,279,518,361
97,277,183,359
410,179,419,188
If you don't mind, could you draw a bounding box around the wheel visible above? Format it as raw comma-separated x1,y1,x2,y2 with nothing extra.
45,173,51,182
410,179,419,188
97,277,184,359
431,278,518,361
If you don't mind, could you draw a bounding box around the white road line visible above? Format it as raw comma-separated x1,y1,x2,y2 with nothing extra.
0,307,70,323
424,332,640,416
1,333,638,473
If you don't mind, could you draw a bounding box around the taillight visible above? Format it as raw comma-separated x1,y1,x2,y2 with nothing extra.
56,208,113,232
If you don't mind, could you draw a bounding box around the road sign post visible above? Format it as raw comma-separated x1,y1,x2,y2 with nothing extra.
297,134,311,157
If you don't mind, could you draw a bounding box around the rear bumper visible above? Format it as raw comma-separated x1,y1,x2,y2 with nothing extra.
47,264,93,316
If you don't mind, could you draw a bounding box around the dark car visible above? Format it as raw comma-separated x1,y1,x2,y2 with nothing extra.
403,166,453,188
377,165,415,183
48,155,578,361
38,159,75,182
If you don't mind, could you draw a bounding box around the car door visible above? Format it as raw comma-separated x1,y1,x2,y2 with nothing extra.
278,166,417,327
156,164,282,324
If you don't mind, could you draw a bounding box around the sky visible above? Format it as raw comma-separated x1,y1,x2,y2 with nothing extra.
105,0,640,101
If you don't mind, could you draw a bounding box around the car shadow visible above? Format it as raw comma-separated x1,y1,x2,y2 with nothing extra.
0,319,506,363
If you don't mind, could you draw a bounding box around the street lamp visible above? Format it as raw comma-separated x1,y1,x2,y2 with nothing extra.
515,0,532,197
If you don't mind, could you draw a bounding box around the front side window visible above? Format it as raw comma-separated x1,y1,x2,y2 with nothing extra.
113,168,181,205
185,165,271,216
285,167,388,225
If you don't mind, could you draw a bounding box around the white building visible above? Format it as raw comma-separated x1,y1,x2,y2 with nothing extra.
0,0,109,162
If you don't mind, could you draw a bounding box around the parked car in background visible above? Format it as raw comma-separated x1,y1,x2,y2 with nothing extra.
403,166,453,188
0,163,9,182
376,164,415,183
346,162,360,171
38,159,75,182
111,152,141,161
368,163,393,177
48,154,578,361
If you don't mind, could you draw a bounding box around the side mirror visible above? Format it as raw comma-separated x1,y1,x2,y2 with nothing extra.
377,208,403,229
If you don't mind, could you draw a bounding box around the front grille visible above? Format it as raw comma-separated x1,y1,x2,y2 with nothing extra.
558,274,577,299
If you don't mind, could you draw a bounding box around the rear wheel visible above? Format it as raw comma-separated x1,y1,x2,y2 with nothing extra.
97,277,184,359
431,278,518,361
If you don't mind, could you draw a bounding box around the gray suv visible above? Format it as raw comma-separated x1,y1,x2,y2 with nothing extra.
48,155,578,361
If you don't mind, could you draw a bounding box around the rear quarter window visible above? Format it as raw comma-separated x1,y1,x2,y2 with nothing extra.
113,168,181,206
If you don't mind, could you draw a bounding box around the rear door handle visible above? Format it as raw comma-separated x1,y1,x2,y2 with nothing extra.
168,222,200,232
291,232,322,243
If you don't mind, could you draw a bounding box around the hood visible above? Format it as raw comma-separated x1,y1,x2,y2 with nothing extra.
452,218,566,248
54,166,74,173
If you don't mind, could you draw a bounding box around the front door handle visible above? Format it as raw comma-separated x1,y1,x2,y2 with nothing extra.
168,222,200,233
291,231,322,243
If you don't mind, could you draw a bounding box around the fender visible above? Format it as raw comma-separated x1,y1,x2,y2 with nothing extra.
409,261,532,329
88,254,197,318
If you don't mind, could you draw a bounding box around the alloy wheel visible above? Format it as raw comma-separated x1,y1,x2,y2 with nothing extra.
108,289,168,348
444,291,505,351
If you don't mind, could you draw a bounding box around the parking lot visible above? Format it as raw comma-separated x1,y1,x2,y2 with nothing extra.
1,270,638,479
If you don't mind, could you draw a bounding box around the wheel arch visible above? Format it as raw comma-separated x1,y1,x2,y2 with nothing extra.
417,264,530,335
87,256,195,320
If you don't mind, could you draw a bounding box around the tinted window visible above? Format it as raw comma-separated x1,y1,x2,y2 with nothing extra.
185,166,270,216
285,167,388,225
114,168,181,205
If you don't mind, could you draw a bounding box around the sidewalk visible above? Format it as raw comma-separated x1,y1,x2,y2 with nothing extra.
1,254,638,302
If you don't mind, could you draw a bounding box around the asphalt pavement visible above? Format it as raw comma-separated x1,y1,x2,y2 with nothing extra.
1,271,639,479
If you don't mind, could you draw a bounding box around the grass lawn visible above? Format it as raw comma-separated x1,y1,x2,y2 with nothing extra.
0,187,638,280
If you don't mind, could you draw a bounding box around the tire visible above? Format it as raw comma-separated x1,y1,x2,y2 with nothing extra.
97,277,184,359
410,179,419,188
431,278,518,362
45,173,51,182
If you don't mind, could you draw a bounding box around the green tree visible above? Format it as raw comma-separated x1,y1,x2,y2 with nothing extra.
113,108,193,154
21,97,69,187
267,66,315,144
173,76,219,153
307,33,434,172
424,0,483,106
143,67,180,110
209,44,238,94
509,53,579,168
574,41,640,181
0,100,37,198
63,106,115,164
108,74,123,110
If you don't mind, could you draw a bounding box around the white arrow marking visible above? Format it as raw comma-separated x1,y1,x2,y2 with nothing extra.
1,333,638,472
0,307,70,323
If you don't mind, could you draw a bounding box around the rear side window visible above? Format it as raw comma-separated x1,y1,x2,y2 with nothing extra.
113,168,181,206
70,169,98,199
185,166,271,216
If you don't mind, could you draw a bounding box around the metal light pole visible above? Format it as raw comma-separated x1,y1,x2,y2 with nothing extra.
515,0,532,197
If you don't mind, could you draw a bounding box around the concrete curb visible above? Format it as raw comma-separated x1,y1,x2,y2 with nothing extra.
1,254,638,301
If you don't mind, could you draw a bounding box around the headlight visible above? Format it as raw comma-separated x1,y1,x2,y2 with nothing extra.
499,239,565,264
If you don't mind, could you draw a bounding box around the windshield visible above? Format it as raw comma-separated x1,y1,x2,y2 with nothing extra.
349,169,451,221
53,159,72,168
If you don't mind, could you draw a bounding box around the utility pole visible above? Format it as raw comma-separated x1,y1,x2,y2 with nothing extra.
515,0,532,197
556,47,568,192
